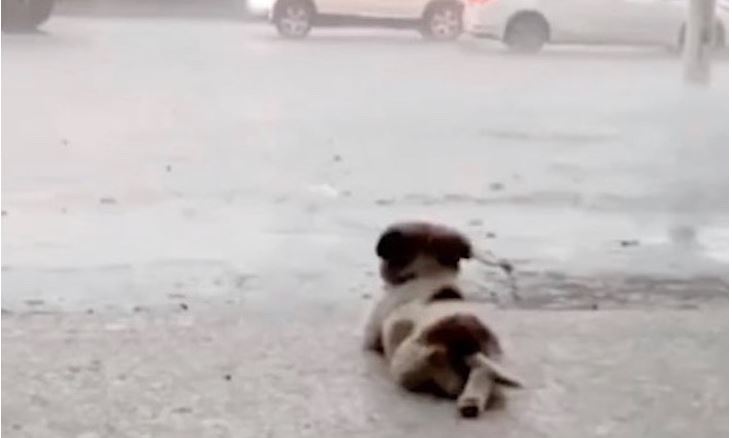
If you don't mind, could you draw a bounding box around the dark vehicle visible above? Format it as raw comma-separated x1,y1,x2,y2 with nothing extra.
2,0,54,32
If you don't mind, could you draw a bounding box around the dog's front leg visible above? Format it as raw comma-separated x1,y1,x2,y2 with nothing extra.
362,296,390,353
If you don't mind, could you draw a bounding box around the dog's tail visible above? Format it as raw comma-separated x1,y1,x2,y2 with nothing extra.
467,353,523,388
422,313,522,388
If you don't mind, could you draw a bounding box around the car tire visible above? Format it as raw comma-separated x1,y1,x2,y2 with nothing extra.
2,0,54,33
420,2,462,41
503,12,549,53
273,0,313,39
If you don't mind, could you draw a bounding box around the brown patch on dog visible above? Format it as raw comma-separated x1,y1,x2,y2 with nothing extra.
423,314,495,358
421,314,504,387
428,287,465,302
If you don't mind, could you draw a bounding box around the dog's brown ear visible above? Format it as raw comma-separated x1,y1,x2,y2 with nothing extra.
376,227,418,266
428,228,472,267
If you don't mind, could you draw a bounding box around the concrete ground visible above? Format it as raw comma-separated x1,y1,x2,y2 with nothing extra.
2,16,729,437
2,307,728,437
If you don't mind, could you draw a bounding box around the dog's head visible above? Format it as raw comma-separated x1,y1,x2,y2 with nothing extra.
376,221,472,285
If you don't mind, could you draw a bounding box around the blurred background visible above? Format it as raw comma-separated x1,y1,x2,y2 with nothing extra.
2,0,729,310
20,0,251,19
1,1,729,436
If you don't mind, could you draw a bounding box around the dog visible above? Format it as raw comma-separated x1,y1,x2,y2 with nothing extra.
363,221,520,418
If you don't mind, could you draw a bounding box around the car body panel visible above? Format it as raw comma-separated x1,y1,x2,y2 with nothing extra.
263,0,430,19
464,0,727,48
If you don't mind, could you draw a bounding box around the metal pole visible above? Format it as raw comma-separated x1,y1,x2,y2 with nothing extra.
683,0,717,85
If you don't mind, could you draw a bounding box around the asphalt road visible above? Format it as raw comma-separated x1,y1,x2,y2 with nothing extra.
2,17,728,311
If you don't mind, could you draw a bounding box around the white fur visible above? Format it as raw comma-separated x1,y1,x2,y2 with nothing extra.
362,268,462,353
363,259,518,417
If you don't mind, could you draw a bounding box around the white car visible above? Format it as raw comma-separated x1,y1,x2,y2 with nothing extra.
264,0,463,39
246,0,274,17
463,0,729,52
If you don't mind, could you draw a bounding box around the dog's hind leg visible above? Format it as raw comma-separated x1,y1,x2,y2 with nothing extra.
390,340,463,397
389,338,436,391
456,361,493,418
457,352,522,417
427,348,465,398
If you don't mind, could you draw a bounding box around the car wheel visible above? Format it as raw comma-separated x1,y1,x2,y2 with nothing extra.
421,2,462,41
273,0,313,39
2,0,54,32
504,12,549,53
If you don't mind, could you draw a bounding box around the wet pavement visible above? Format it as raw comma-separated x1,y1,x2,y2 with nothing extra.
2,16,728,438
3,19,728,313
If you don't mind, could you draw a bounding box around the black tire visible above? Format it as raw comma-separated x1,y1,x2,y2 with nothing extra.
503,12,549,53
273,0,313,39
420,2,462,41
2,0,54,32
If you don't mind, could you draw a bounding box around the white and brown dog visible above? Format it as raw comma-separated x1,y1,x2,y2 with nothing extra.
363,221,520,418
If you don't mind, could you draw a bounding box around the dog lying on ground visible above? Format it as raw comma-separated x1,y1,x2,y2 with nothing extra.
363,221,521,418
